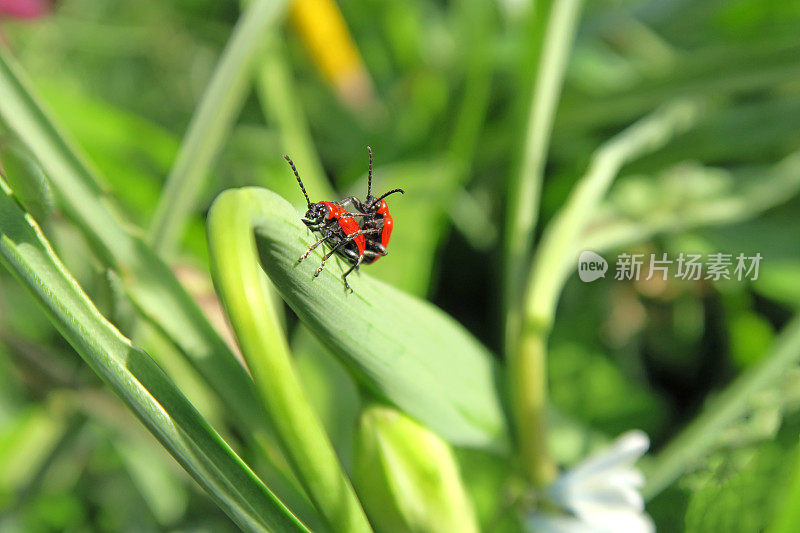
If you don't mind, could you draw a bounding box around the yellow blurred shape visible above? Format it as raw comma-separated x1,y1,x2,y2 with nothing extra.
290,0,374,110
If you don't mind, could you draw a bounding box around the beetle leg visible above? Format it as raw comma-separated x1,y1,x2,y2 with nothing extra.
313,228,379,277
339,196,364,212
370,243,388,256
298,234,330,263
342,254,365,293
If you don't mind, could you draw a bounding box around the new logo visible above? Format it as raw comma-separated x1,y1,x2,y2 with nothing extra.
578,251,608,282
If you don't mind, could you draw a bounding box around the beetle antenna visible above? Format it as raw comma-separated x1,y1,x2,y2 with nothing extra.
284,155,312,208
378,188,405,201
367,146,373,198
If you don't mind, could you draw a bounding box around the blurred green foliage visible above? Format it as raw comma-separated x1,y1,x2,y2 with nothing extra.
1,0,800,530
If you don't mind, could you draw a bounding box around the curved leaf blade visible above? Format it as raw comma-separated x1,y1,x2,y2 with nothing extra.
208,187,508,450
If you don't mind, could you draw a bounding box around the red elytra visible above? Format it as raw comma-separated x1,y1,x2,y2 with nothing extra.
340,147,404,266
375,199,392,249
319,201,366,255
361,199,392,265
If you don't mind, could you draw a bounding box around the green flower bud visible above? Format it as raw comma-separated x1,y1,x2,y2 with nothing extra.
354,405,479,533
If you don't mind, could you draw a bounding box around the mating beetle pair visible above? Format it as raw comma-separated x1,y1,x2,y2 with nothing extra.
284,147,404,292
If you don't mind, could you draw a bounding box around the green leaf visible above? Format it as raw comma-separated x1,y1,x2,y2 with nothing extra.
768,439,800,533
0,179,307,532
684,438,793,532
206,187,508,450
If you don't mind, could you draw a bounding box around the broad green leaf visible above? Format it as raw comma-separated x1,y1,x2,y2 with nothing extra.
684,436,795,532
206,187,508,450
0,179,307,532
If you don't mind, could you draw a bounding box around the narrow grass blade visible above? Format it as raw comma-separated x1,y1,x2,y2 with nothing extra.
148,0,289,256
206,187,508,450
504,0,583,325
0,179,307,532
252,34,333,202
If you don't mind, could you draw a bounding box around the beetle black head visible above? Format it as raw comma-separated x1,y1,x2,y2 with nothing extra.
303,202,328,225
285,154,330,226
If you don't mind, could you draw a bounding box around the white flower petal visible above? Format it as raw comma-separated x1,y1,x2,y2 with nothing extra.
528,430,653,533
565,481,645,514
527,508,654,533
600,467,646,489
563,431,649,482
579,507,655,533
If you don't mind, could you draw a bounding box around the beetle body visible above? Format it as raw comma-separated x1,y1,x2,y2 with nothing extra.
340,147,403,265
285,154,382,292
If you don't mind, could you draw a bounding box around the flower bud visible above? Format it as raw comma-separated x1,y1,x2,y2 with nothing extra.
354,405,479,533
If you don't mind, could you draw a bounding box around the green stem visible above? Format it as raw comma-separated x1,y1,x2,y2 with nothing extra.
503,6,583,477
504,0,583,331
526,101,698,322
207,189,372,533
510,100,699,486
510,327,555,486
148,0,288,256
447,0,494,171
